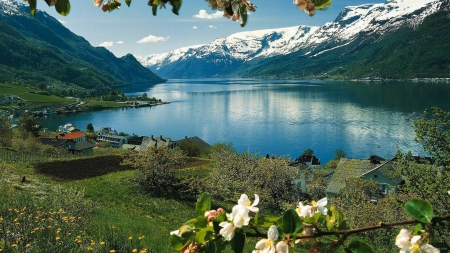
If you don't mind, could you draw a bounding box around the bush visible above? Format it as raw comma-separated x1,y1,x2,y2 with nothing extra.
122,147,186,198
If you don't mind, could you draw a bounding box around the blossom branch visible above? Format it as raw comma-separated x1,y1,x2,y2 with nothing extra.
277,215,450,240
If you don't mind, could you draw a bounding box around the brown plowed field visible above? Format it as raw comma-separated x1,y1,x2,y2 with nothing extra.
33,155,133,182
33,156,212,182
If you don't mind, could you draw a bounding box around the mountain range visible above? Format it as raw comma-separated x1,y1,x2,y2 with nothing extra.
0,0,165,91
137,0,450,80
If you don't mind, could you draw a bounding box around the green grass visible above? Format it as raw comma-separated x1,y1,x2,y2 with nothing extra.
65,171,197,253
0,83,70,103
83,100,130,110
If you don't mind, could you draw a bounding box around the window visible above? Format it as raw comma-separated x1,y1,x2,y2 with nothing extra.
374,174,378,178
378,183,388,194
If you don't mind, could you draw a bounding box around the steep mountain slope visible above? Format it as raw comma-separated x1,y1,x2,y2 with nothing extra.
0,0,165,89
137,0,447,79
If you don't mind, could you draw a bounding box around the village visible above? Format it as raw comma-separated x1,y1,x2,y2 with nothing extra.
33,122,430,201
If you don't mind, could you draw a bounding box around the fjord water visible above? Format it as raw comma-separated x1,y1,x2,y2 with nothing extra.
36,79,450,164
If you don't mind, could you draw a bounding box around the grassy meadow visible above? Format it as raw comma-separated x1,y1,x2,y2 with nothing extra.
0,83,73,110
0,149,212,253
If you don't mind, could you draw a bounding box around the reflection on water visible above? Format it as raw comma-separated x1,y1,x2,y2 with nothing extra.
37,79,450,163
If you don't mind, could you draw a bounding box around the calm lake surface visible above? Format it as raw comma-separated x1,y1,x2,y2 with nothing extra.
36,79,450,164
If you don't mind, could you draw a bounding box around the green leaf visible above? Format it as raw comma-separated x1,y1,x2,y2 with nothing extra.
196,226,215,244
55,0,71,16
281,209,302,234
169,0,182,15
326,205,350,232
43,0,52,6
28,0,37,16
312,0,332,10
413,223,424,235
169,225,193,251
196,192,211,217
194,216,208,229
152,0,158,15
239,5,247,27
214,212,227,223
231,231,245,253
344,241,374,253
257,215,282,228
125,0,132,7
205,239,228,253
225,4,233,16
405,199,433,223
303,212,322,224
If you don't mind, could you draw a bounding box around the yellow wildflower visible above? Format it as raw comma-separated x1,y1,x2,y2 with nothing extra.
56,237,61,241
132,249,138,253
128,236,133,240
100,241,105,245
110,250,116,253
26,244,31,248
11,244,17,248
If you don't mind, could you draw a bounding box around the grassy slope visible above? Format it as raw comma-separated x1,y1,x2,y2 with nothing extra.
0,83,72,104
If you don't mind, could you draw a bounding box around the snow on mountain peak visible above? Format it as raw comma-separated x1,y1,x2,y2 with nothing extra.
138,0,442,70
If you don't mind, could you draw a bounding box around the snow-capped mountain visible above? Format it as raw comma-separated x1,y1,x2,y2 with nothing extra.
137,0,443,78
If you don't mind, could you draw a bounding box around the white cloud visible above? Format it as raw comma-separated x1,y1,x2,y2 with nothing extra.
99,41,114,47
136,35,170,44
58,19,66,24
193,10,223,19
193,26,198,29
116,41,124,44
208,25,217,29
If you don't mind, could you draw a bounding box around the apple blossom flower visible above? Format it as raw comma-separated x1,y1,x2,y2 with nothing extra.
296,197,327,218
237,194,260,214
219,222,235,241
276,241,289,253
253,225,279,253
395,229,440,253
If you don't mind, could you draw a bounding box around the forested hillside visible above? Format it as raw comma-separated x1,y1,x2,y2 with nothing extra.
0,1,165,90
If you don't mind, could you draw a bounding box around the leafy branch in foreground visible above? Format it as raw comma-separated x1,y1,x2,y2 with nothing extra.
23,0,332,27
169,193,450,253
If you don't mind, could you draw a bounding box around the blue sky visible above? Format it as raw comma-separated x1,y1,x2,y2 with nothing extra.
34,0,386,57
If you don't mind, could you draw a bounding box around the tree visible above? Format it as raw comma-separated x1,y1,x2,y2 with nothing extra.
26,0,332,27
86,123,94,133
0,116,13,147
200,148,301,211
122,146,186,197
413,107,450,168
334,149,346,160
17,113,39,137
302,148,314,156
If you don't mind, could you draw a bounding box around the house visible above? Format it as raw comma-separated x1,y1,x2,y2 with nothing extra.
97,134,128,148
37,137,94,155
174,136,211,150
58,123,80,133
97,127,118,136
10,95,20,100
57,131,86,143
292,155,321,169
122,135,172,151
62,140,95,155
325,156,403,199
